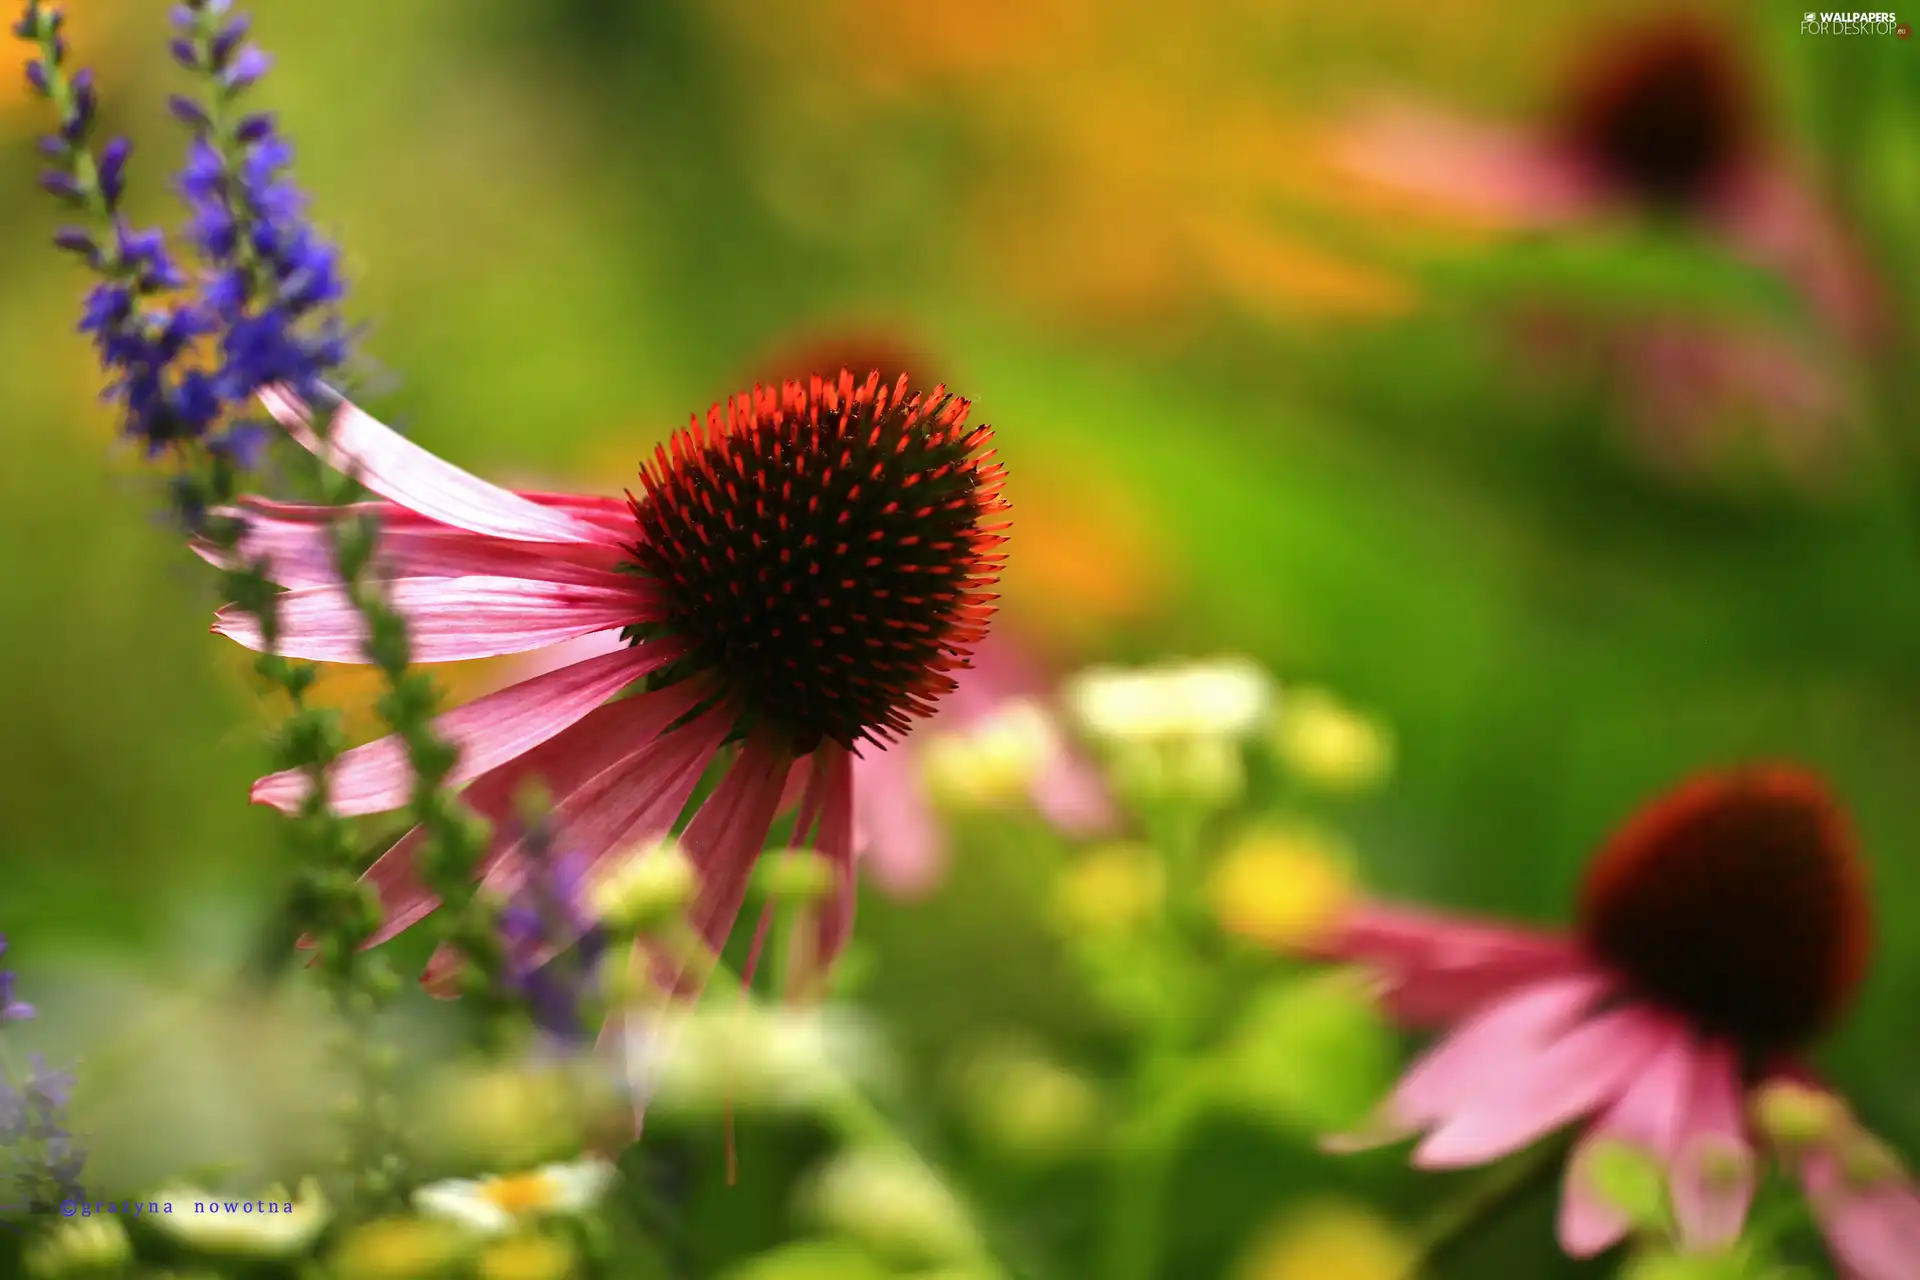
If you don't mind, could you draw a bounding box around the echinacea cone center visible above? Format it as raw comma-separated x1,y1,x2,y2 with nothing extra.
627,372,1008,753
1577,767,1870,1059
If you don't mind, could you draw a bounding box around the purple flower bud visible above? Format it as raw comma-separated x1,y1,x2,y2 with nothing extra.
234,111,274,144
36,134,65,157
167,94,210,130
220,45,269,91
209,14,249,67
51,225,96,259
168,3,194,30
8,7,38,41
168,36,201,69
96,135,129,206
24,59,49,96
59,68,94,141
36,169,82,203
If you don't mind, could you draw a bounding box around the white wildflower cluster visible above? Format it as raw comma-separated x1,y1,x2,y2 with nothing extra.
1065,657,1275,803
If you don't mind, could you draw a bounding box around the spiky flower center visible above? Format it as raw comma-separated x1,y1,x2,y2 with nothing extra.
627,372,1008,752
1560,19,1753,210
1577,767,1870,1059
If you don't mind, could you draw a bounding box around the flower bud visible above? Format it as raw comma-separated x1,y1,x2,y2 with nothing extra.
754,848,836,904
1574,1139,1672,1235
1221,971,1398,1135
636,1003,879,1118
25,1217,131,1279
1050,844,1164,936
954,1041,1103,1166
721,1241,893,1280
477,1232,578,1280
417,1060,583,1171
802,1148,981,1268
326,1217,472,1279
1207,826,1355,951
1751,1079,1846,1155
1269,688,1393,795
590,839,697,934
1231,1200,1416,1280
918,700,1059,811
1065,658,1273,745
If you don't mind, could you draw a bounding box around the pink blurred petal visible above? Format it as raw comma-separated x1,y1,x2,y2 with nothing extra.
259,386,617,546
1558,1017,1699,1256
797,743,857,969
671,730,797,992
1337,100,1601,228
357,683,724,956
214,574,658,664
1312,903,1589,1027
1800,1150,1920,1280
1715,166,1882,347
197,498,628,590
1338,973,1607,1152
777,755,813,815
1031,747,1118,835
850,744,945,898
252,638,684,816
1413,1004,1670,1169
1668,1037,1756,1251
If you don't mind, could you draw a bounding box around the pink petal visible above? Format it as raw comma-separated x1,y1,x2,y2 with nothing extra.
351,682,724,954
1800,1150,1920,1280
1414,1003,1670,1169
850,744,945,898
198,498,629,590
1030,747,1118,836
1668,1038,1756,1251
252,638,685,816
1559,1017,1699,1257
671,730,796,992
258,385,618,546
1313,903,1589,1027
1330,973,1608,1153
1714,167,1883,348
1335,100,1600,228
793,742,857,968
215,575,659,664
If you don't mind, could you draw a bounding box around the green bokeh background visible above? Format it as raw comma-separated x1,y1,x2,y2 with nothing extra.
1,0,1917,1275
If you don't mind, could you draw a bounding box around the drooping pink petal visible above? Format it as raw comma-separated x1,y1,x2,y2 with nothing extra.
215,575,660,664
258,385,619,546
197,498,629,590
1329,973,1609,1153
252,638,685,816
672,730,796,992
1799,1149,1920,1280
1668,1037,1756,1251
1311,903,1591,1027
1335,100,1601,228
794,742,857,969
1559,1017,1699,1257
850,745,944,898
1413,1003,1671,1169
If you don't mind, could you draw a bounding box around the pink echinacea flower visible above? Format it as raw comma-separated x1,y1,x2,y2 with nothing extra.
205,374,1009,993
1302,766,1919,1277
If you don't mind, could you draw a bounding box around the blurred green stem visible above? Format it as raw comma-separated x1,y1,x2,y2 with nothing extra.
1408,1135,1571,1271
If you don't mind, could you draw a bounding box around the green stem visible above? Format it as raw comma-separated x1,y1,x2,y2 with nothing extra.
1408,1136,1572,1271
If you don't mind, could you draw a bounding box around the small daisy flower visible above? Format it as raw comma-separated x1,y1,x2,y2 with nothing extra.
208,371,1009,995
149,1179,329,1257
1295,765,1919,1277
414,1159,616,1238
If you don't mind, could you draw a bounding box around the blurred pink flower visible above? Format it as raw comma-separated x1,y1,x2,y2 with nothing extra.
1337,15,1881,490
851,634,1116,897
208,377,1008,996
1300,766,1918,1275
